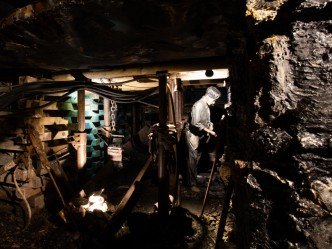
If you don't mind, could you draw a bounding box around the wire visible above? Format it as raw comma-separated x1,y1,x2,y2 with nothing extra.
0,81,159,113
13,165,32,231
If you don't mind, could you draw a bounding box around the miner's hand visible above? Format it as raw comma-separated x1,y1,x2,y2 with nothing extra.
209,130,217,137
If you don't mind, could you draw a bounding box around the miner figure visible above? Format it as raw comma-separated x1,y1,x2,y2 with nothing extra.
185,86,221,192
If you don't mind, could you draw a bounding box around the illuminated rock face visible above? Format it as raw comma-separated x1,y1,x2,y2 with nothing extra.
230,1,332,248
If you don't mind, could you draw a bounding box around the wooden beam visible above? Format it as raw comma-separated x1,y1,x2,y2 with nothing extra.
0,140,24,152
40,130,70,141
83,57,229,79
30,117,69,125
77,90,86,170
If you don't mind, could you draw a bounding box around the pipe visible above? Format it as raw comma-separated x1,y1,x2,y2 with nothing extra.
157,71,170,218
173,78,183,139
77,89,86,170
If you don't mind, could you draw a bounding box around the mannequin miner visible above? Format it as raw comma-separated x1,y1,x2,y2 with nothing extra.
185,86,221,192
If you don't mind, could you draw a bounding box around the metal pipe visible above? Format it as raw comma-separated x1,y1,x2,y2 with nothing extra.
157,71,169,218
171,78,183,205
173,78,183,134
77,89,86,170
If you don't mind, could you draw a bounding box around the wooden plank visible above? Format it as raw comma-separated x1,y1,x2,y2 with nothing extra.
43,92,68,97
41,101,74,110
67,123,78,130
47,144,69,154
0,154,23,175
27,128,71,206
40,102,57,110
36,117,69,125
43,110,95,118
26,99,40,108
0,140,24,152
0,154,13,165
28,128,61,175
0,86,11,92
40,130,70,141
43,110,77,117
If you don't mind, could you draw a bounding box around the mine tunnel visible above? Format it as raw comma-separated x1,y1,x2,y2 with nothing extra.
0,1,331,249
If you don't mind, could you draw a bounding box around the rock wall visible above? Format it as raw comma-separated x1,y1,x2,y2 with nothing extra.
230,0,332,248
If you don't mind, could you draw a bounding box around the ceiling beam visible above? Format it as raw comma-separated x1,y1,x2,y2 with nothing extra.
82,57,229,79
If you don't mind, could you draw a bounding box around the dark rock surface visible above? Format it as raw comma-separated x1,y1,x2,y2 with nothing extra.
231,0,332,248
0,0,245,72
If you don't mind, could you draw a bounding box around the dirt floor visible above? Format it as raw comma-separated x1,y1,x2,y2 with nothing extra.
0,168,236,249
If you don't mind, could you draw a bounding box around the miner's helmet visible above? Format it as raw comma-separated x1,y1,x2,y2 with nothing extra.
205,86,221,100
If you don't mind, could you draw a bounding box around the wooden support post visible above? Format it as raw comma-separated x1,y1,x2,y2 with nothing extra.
77,90,86,170
103,97,111,139
157,71,170,218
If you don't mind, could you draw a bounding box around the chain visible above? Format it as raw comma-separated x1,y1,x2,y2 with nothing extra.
110,100,117,131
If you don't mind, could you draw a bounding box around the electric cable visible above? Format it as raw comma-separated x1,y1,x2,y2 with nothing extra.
13,165,32,231
0,80,159,113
